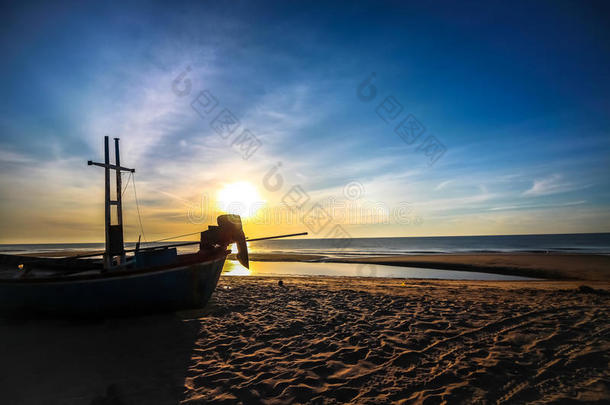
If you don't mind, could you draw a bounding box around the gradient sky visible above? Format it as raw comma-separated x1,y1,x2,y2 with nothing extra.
1,0,609,243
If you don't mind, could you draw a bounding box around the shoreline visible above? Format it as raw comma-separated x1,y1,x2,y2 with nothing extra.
229,252,610,281
9,250,610,281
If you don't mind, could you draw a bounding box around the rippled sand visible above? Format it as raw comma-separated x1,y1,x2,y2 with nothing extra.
2,277,609,404
180,277,610,404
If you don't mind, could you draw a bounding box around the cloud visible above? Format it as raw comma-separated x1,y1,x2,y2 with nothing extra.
488,200,587,211
0,149,33,164
434,180,452,190
523,174,584,196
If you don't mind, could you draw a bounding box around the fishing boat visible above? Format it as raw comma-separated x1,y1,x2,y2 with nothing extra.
0,136,304,316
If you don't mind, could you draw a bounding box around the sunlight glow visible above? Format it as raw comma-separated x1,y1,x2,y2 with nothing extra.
221,260,252,276
216,181,265,219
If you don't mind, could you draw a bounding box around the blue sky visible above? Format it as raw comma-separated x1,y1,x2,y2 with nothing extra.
1,0,609,242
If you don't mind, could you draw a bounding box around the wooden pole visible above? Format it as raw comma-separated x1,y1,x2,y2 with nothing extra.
55,231,309,260
246,232,308,242
120,232,309,252
104,136,111,269
87,161,134,172
114,138,125,264
88,136,134,270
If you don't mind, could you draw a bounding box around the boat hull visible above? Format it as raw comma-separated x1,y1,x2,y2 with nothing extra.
0,257,226,316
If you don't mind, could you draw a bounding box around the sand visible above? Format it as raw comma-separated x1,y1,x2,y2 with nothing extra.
1,276,609,404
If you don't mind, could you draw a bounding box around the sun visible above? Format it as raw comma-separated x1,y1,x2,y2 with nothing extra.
216,181,265,218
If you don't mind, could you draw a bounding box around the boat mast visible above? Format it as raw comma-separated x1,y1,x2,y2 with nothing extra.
114,137,124,253
88,136,135,269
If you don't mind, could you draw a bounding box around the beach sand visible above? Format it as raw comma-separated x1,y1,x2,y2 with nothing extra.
1,276,609,404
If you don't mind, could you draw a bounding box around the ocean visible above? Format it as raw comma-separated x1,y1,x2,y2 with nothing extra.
249,232,610,257
2,233,609,257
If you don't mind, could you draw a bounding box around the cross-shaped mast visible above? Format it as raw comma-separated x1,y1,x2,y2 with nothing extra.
88,136,135,269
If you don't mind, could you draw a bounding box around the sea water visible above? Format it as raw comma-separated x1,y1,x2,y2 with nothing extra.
3,233,608,257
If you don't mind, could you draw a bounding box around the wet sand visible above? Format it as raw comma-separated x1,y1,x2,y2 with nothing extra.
2,276,609,404
232,253,610,281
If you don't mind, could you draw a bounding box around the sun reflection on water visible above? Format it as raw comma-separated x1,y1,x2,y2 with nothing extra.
220,260,536,280
221,260,252,276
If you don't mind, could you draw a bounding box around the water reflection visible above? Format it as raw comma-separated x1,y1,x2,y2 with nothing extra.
221,260,535,280
222,260,252,276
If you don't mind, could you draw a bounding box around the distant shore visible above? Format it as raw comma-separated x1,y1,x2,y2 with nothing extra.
13,249,610,281
228,252,610,281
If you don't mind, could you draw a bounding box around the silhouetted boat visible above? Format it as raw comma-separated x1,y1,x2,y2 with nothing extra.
0,137,303,316
0,245,229,315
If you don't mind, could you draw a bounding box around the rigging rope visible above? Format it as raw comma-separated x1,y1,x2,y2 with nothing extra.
146,231,201,244
121,172,133,197
123,172,199,246
131,173,147,243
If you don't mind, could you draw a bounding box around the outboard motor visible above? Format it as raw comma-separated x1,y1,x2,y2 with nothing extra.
200,215,249,268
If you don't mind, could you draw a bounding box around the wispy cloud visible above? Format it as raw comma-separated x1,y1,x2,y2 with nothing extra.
434,180,452,191
488,200,587,211
523,174,588,196
0,149,33,164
